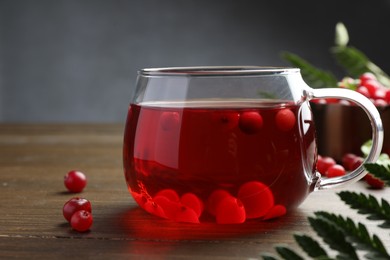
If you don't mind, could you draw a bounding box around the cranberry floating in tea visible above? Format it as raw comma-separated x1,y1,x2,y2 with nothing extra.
123,67,383,224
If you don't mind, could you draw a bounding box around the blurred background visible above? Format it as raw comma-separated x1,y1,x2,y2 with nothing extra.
1,0,390,123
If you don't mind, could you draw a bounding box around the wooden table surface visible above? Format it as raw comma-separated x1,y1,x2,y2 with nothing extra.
0,124,389,259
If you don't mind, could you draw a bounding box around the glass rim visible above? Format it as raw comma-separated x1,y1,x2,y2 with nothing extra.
139,66,300,76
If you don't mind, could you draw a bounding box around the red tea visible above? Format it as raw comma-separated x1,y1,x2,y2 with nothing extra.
123,100,318,223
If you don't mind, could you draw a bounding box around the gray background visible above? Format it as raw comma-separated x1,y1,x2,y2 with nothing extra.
1,0,390,123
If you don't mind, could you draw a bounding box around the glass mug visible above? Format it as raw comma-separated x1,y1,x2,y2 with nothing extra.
123,67,383,224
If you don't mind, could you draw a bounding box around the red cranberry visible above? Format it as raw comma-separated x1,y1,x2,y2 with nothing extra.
64,170,87,193
350,156,364,171
213,111,240,130
342,153,357,171
180,193,204,218
316,156,336,176
373,88,387,100
70,210,93,232
215,196,246,224
359,72,377,85
262,205,287,220
153,195,181,220
174,206,200,223
385,89,390,103
237,181,274,219
239,111,263,134
323,98,339,104
364,173,385,189
207,189,232,216
275,108,296,132
63,197,92,222
326,164,346,178
374,99,387,107
310,98,327,104
155,189,180,202
143,199,168,219
363,79,381,96
356,86,370,98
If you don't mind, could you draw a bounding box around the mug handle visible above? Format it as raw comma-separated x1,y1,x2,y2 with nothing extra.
305,87,384,190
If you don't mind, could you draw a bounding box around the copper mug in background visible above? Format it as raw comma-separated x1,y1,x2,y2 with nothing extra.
312,104,389,161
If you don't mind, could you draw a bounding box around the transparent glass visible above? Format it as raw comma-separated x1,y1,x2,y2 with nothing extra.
123,66,384,224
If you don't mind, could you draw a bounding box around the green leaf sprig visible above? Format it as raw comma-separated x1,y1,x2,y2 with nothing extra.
281,52,338,89
262,193,390,260
332,22,390,87
338,191,390,228
311,211,390,260
281,22,390,88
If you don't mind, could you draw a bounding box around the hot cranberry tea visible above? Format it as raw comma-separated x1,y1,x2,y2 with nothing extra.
123,67,383,224
123,100,318,224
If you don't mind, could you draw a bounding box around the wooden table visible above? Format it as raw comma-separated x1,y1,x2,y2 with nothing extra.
0,124,389,259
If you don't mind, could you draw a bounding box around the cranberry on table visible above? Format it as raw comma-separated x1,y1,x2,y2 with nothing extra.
70,210,93,232
364,173,385,189
342,153,358,171
64,170,87,193
316,156,336,176
350,156,364,171
63,197,92,222
326,164,346,178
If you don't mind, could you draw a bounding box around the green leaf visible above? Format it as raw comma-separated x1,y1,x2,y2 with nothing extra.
275,246,305,260
314,211,390,259
376,153,390,167
338,191,390,227
361,139,372,157
335,22,349,47
293,234,329,258
364,163,390,186
372,235,389,257
280,51,338,88
382,199,390,216
331,45,390,87
331,46,368,77
360,140,390,166
309,214,359,260
261,254,280,260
